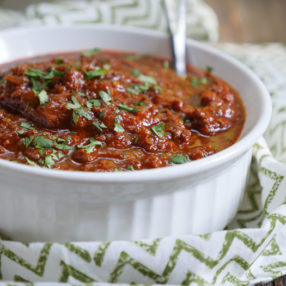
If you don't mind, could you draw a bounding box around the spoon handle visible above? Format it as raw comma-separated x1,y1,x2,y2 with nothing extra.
164,0,187,77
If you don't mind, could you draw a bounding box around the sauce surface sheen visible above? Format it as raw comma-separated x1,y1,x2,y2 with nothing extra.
0,50,245,172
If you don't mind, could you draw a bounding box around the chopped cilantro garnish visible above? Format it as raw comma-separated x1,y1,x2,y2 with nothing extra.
67,96,92,123
134,136,139,144
114,122,125,133
154,85,162,91
114,115,124,133
125,54,141,61
151,122,166,138
67,96,81,110
170,154,189,164
54,141,74,150
138,74,157,85
131,69,141,76
118,104,138,113
136,101,146,106
31,78,50,93
55,57,64,65
77,92,86,97
206,66,213,73
127,165,135,171
25,68,50,79
84,67,107,80
82,48,100,58
86,99,101,110
103,64,111,70
191,77,208,87
44,151,64,168
126,83,150,94
17,129,26,135
25,67,64,80
37,90,49,105
99,91,113,105
163,60,170,69
76,107,93,121
93,121,107,132
25,157,38,167
99,111,105,120
44,154,55,168
72,112,79,124
21,136,34,148
77,138,102,153
20,122,33,130
18,122,33,135
34,136,53,149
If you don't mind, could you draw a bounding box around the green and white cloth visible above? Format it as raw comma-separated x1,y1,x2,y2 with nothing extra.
0,1,286,285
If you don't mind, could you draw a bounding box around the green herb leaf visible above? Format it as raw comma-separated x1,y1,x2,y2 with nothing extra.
118,104,138,113
84,67,107,80
77,138,102,153
34,136,53,149
44,155,55,168
77,92,86,97
37,90,49,105
31,78,50,93
67,96,81,110
136,101,146,106
154,85,162,91
114,122,125,133
206,66,213,73
125,54,141,61
25,68,50,79
82,48,100,58
126,83,150,94
163,60,170,69
25,67,64,80
131,69,141,76
99,91,113,105
99,111,105,120
86,99,101,110
127,165,135,171
21,136,34,148
76,108,93,121
191,77,208,87
114,115,125,133
93,121,107,132
55,57,64,65
138,74,157,85
20,122,33,130
25,157,39,167
72,112,79,124
54,142,74,150
151,122,166,138
103,64,111,70
134,136,139,144
170,154,189,164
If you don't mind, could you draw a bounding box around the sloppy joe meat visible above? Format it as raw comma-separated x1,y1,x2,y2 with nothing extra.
0,50,245,171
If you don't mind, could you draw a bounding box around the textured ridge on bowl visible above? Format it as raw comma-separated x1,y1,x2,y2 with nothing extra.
0,26,271,241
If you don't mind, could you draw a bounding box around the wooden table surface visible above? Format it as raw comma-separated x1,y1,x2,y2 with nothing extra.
205,0,286,43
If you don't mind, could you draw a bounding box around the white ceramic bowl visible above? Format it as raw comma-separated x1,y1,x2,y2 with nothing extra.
0,26,271,242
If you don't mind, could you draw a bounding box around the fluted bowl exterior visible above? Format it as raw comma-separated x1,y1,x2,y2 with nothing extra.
0,26,271,241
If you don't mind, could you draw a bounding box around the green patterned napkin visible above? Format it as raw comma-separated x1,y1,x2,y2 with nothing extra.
0,1,286,285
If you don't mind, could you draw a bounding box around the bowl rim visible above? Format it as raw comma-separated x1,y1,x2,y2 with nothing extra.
0,25,272,183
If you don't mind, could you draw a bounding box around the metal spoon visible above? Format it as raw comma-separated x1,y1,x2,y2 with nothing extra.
164,0,187,77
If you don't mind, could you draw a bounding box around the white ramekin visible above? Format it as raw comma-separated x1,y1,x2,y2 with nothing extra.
0,26,271,242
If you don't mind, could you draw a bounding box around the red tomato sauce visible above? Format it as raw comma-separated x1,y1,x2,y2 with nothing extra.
0,49,245,171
